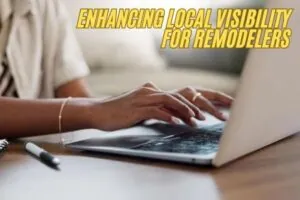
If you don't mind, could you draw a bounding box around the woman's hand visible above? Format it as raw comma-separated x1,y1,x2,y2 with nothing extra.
86,83,233,132
86,83,199,131
170,87,233,121
142,83,233,121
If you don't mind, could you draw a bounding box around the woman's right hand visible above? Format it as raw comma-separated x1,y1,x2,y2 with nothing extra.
86,83,204,131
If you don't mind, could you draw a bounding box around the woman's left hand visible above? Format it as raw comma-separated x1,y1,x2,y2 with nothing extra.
143,83,233,121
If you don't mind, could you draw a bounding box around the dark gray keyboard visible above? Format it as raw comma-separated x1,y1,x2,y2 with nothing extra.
132,123,224,155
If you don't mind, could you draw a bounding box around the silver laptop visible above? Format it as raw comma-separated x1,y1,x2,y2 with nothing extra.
65,0,299,167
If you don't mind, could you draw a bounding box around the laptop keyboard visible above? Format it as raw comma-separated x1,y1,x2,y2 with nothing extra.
132,123,225,155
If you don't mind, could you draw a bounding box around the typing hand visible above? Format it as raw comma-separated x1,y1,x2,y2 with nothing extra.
139,82,233,121
86,83,233,131
169,86,233,121
86,83,202,131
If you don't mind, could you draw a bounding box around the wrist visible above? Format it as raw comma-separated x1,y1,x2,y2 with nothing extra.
62,99,94,131
83,100,110,130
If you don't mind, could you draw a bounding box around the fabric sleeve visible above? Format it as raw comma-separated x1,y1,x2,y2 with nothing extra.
51,0,90,89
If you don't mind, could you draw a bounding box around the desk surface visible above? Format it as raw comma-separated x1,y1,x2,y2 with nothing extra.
1,134,300,200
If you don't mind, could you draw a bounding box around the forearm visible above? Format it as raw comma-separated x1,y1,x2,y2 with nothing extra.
0,97,91,139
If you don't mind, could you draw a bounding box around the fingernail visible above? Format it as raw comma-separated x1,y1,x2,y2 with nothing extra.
190,117,198,128
197,112,206,120
171,117,181,125
220,113,228,121
189,110,195,117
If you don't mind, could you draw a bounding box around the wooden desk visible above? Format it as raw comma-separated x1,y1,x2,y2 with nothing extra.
1,134,300,200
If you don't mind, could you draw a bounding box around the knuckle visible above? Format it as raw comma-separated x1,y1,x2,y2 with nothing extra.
143,82,155,88
184,86,194,93
139,87,151,94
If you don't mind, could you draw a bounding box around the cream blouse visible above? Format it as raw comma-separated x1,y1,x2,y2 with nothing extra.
0,0,90,99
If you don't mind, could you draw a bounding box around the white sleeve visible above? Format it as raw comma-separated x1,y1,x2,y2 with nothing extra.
51,0,90,88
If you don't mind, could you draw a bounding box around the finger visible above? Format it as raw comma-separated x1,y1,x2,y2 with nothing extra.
194,95,227,121
138,107,181,125
142,82,157,88
172,93,205,120
142,82,161,91
166,108,199,127
199,89,233,106
160,107,198,127
152,93,196,121
140,93,196,120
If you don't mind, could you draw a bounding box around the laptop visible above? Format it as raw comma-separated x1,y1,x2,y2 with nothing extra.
65,0,299,167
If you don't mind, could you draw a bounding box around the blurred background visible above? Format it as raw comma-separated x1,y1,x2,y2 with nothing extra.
63,0,265,96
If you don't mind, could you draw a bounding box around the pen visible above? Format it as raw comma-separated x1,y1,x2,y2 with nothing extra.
25,142,60,166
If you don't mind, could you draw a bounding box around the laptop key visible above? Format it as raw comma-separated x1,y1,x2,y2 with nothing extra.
132,123,225,155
